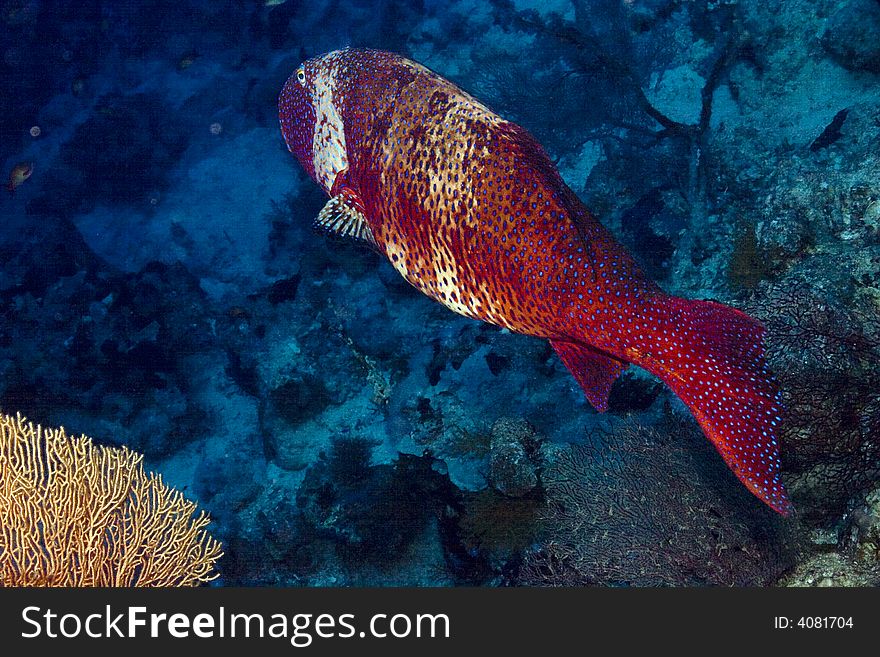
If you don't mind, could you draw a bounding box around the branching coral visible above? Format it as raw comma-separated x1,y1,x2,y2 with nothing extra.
0,412,222,587
518,419,791,586
745,281,880,524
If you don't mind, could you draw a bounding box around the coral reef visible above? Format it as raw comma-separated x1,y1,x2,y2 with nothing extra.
297,449,455,565
221,446,465,586
727,221,768,291
29,93,190,217
2,0,879,587
745,279,880,526
821,0,880,74
488,418,540,498
0,246,217,459
0,411,221,587
781,553,880,587
458,488,543,575
517,419,794,586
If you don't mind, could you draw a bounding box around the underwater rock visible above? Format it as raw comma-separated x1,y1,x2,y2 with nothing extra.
780,552,880,587
251,491,312,585
326,436,375,487
745,278,880,525
0,216,108,299
619,188,678,280
488,418,539,498
727,221,769,291
0,244,217,459
483,350,511,376
821,0,880,74
262,377,338,471
269,373,332,426
557,141,604,194
426,324,483,386
266,274,301,305
30,93,190,217
97,262,215,417
297,449,457,564
754,210,811,272
194,449,264,518
457,488,543,575
643,64,706,126
850,487,880,565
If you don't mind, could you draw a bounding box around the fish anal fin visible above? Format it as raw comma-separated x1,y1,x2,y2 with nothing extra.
314,188,378,249
632,295,792,516
550,339,628,413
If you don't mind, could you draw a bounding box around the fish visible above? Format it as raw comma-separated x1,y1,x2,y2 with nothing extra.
278,49,790,515
177,52,200,71
6,161,33,195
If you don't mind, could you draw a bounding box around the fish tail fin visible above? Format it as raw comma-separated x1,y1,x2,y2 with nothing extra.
626,295,791,515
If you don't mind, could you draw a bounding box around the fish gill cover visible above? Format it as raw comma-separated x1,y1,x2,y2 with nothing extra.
1,0,879,587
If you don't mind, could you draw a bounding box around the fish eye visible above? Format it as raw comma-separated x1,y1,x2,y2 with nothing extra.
296,68,305,84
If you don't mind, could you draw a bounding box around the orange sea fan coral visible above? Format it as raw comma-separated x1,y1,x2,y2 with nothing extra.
0,411,221,587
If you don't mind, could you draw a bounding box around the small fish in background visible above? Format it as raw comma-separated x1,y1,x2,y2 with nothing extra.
71,77,87,97
264,0,288,6
279,49,792,516
177,51,200,71
6,162,33,196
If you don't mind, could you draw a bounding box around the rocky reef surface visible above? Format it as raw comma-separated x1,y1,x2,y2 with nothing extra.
2,0,879,586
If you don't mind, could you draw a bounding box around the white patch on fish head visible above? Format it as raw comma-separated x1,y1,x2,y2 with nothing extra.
311,53,349,194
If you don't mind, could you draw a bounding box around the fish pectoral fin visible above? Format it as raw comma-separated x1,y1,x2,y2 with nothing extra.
550,339,628,413
314,189,378,249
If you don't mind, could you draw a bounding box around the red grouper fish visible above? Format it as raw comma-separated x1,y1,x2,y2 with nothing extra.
278,48,791,515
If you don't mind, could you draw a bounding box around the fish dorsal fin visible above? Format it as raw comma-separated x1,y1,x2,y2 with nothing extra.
550,339,628,413
314,188,378,249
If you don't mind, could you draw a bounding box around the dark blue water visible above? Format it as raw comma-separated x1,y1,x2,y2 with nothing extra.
2,0,879,587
